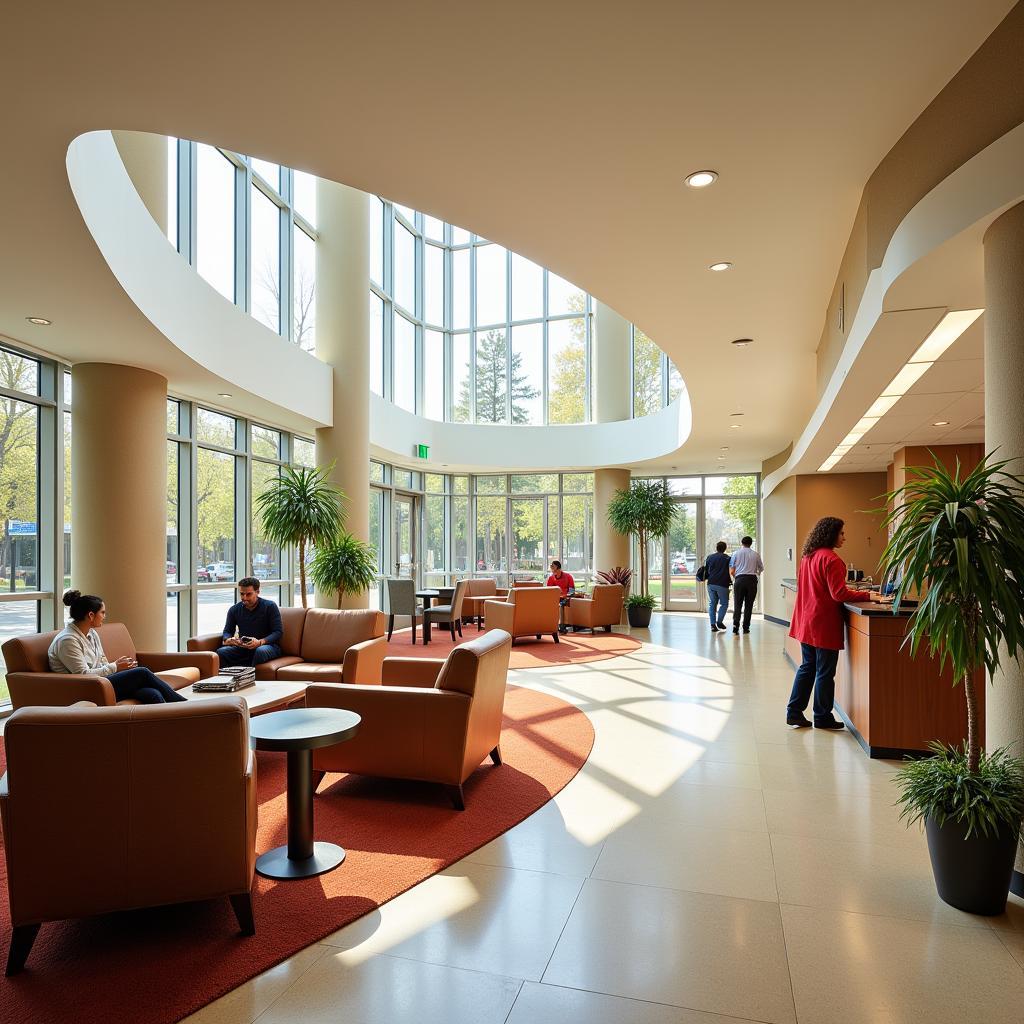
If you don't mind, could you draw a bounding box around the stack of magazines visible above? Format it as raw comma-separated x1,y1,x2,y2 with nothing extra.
193,665,257,692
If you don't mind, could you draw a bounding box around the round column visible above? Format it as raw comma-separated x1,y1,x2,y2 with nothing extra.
594,301,631,423
983,200,1024,886
592,302,633,582
72,363,168,651
314,180,370,609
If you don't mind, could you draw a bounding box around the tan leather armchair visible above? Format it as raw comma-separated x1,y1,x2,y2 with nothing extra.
2,622,218,710
483,586,561,644
565,584,624,632
306,629,513,809
459,578,509,629
189,607,386,684
0,697,257,974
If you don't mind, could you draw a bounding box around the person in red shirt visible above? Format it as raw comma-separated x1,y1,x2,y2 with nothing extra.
547,560,575,633
786,517,872,729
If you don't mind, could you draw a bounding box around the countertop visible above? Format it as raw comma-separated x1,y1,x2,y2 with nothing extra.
780,577,916,616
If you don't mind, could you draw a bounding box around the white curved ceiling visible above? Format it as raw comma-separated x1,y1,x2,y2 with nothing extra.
1,1,1015,465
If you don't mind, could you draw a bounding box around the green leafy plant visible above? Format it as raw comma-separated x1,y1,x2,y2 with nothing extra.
626,593,656,610
255,463,347,608
309,532,379,609
894,743,1024,839
607,480,676,598
596,566,633,594
881,453,1024,835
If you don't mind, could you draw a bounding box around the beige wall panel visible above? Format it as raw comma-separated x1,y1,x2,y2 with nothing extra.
594,468,631,577
762,476,797,622
113,130,168,235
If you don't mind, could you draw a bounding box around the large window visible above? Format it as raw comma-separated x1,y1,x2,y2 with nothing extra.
632,326,684,416
369,202,597,424
171,140,318,350
0,347,63,708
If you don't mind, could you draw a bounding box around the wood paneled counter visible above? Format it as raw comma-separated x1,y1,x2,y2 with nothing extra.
781,580,982,758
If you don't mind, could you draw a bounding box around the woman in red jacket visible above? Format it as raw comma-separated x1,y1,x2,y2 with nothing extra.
786,516,872,729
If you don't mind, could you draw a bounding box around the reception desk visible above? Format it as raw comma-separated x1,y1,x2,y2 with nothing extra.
781,580,983,758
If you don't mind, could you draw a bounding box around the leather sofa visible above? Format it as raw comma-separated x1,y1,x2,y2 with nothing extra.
1,623,217,710
0,697,257,974
461,578,509,628
188,606,386,685
565,583,625,632
307,629,513,809
483,586,561,644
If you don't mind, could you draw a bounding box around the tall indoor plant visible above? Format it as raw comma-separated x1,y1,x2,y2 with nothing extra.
607,480,676,627
881,454,1024,914
309,532,379,608
255,463,347,607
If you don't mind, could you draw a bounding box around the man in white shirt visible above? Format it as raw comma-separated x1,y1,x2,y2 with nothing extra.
729,536,764,635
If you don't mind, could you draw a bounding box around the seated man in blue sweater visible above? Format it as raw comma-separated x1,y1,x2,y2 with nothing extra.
217,576,283,669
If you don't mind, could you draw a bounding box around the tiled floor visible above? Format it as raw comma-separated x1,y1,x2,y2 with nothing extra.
185,613,1024,1024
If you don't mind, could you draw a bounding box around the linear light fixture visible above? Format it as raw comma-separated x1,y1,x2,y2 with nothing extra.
817,308,983,472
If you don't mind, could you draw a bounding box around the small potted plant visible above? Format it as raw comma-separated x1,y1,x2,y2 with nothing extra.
882,454,1024,915
309,532,379,608
625,592,657,629
607,480,675,628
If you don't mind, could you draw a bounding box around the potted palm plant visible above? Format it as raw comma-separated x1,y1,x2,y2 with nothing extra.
881,454,1024,914
255,463,347,608
607,480,676,627
309,532,379,608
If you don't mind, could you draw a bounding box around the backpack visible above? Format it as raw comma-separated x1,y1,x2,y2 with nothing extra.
695,561,708,583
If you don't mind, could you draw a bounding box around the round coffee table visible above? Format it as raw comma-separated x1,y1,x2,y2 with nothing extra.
249,707,361,880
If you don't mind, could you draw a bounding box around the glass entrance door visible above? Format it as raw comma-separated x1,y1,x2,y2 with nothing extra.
393,493,418,580
666,499,701,611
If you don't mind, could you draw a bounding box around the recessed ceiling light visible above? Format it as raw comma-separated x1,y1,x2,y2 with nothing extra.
729,423,742,429
26,317,51,326
685,170,718,189
720,446,729,451
709,262,733,272
217,393,232,399
731,338,753,347
730,412,744,417
932,420,950,426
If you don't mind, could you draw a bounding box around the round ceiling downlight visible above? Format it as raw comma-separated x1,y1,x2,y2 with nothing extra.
685,170,718,189
709,262,732,272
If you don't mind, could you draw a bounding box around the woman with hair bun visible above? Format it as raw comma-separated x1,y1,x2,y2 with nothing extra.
47,590,187,704
785,517,871,729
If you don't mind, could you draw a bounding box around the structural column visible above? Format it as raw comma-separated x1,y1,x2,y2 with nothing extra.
592,302,632,577
314,180,370,609
72,364,168,651
983,200,1024,887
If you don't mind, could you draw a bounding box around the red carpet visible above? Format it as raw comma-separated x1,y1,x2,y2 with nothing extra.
0,684,593,1024
390,626,642,667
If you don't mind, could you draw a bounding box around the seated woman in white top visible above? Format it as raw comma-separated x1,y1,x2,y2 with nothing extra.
47,590,187,704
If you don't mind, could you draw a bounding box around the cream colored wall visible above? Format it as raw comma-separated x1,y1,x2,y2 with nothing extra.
794,473,888,580
762,476,797,622
112,130,167,235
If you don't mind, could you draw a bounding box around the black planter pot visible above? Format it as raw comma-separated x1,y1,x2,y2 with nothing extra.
627,605,653,628
925,816,1018,915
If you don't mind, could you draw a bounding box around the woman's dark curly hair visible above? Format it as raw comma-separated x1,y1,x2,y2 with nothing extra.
802,516,844,557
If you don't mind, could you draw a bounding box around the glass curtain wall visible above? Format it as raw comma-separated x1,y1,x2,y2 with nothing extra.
369,201,593,425
631,326,685,417
633,474,761,611
167,138,318,351
368,463,594,609
0,346,64,707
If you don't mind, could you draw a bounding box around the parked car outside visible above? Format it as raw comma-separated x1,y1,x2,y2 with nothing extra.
211,562,234,581
196,565,212,582
166,561,176,581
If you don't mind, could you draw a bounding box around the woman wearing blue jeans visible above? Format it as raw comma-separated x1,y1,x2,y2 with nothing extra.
47,590,188,704
703,541,733,632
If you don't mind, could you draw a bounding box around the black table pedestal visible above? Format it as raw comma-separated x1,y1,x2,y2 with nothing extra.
256,748,346,880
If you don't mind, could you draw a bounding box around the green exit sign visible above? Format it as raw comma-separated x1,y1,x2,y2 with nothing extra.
415,443,430,460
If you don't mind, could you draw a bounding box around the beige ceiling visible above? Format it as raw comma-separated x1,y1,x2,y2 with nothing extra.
1,1,1015,465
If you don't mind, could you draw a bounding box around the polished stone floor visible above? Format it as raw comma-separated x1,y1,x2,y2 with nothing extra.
185,613,1024,1024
